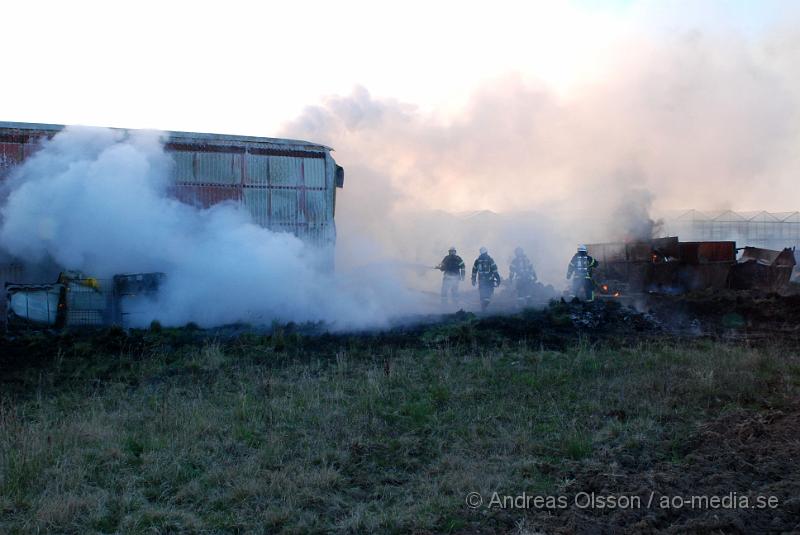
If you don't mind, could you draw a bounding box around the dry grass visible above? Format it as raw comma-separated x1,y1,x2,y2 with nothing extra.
1,334,798,533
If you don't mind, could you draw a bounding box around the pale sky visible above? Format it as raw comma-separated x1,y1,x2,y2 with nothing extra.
1,0,790,138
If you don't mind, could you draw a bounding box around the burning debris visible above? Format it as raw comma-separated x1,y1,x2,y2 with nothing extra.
588,237,796,297
730,246,797,292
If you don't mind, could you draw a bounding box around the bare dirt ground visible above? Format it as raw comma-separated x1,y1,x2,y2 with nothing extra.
531,400,800,534
644,290,800,342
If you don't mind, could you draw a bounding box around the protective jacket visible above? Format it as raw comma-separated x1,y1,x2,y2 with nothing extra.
566,253,598,279
438,254,465,279
509,254,537,282
472,253,501,287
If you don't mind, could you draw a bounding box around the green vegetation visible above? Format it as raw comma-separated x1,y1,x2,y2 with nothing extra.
1,321,799,533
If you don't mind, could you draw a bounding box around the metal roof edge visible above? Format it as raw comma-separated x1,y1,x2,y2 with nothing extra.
0,121,332,152
0,121,64,132
165,129,332,152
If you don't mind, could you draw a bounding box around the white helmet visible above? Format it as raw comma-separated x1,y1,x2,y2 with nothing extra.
577,244,588,253
448,246,456,253
479,246,488,255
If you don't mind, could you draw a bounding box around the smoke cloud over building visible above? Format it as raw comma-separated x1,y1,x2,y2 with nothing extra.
0,127,420,328
3,7,800,326
282,19,800,283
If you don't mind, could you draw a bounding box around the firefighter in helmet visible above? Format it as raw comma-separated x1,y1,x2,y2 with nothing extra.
566,245,598,301
472,246,501,311
437,246,465,305
509,247,537,305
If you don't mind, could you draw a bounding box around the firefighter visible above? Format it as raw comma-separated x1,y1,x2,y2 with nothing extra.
436,246,465,305
472,247,501,311
566,245,598,301
509,247,537,305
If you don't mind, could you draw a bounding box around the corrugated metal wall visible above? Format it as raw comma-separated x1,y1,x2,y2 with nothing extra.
0,138,41,182
0,142,23,180
167,147,336,249
0,124,341,324
0,124,340,252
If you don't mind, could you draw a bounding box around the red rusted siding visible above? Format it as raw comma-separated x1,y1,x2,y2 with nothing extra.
678,241,736,264
0,122,342,253
170,183,244,208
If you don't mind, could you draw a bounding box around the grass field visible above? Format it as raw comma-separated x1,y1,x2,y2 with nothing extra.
1,313,799,533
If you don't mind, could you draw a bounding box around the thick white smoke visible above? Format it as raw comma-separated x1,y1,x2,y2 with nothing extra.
0,126,421,328
282,21,800,286
5,9,800,320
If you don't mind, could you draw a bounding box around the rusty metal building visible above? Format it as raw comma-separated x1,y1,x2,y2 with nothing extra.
0,121,344,246
0,121,344,319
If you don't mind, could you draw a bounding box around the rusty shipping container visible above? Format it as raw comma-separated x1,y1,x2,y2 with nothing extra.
587,237,738,294
588,236,797,294
0,121,345,322
730,246,797,291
